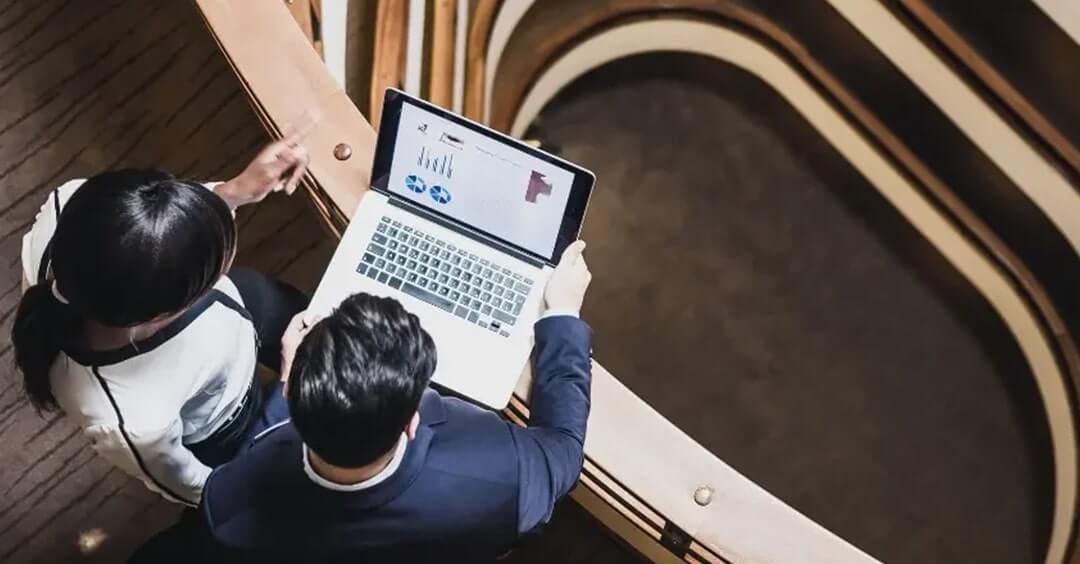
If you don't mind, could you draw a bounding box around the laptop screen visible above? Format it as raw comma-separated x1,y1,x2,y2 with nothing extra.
372,91,593,264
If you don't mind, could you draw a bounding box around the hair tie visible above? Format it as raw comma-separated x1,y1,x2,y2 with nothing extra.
51,280,70,305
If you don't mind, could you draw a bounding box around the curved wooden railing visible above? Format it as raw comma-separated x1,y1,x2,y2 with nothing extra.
194,1,1080,562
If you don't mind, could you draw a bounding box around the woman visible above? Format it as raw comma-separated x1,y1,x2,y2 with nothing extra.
13,136,310,506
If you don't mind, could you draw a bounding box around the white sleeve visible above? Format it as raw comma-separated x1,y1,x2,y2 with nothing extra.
21,179,85,287
82,419,210,507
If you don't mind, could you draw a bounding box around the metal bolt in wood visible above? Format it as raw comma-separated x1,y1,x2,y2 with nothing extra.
693,486,713,507
333,143,352,161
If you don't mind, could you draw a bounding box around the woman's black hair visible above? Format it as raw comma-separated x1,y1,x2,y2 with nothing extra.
13,169,237,411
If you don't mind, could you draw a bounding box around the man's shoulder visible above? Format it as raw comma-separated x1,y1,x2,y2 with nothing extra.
419,391,519,487
203,423,302,523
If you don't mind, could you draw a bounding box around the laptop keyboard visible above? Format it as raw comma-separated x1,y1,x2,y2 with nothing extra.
357,216,534,337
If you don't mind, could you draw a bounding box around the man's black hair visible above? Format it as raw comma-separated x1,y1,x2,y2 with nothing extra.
287,293,437,468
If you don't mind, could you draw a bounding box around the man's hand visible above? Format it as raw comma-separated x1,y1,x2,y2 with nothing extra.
215,119,314,208
543,240,592,315
280,311,322,387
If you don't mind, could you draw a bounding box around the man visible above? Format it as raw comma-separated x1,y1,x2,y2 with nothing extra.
196,241,593,562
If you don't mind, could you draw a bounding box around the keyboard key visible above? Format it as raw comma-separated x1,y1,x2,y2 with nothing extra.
471,264,483,275
407,272,418,283
482,304,492,315
482,292,492,303
470,287,481,298
396,256,407,266
452,267,462,277
448,244,456,251
488,323,498,332
414,230,425,238
392,220,402,227
430,258,441,268
462,260,473,270
439,250,450,260
505,291,516,303
491,308,516,326
450,291,460,301
514,282,530,294
388,240,398,250
513,302,523,315
471,299,482,310
408,249,419,259
493,273,504,284
468,311,479,323
420,242,430,252
454,306,468,318
385,265,397,276
407,260,417,270
500,330,510,337
512,273,522,280
380,216,391,223
357,263,368,275
401,282,454,312
386,251,397,261
408,236,419,246
483,281,494,292
493,286,504,297
376,223,387,233
523,277,534,286
440,263,451,273
514,293,526,304
377,271,389,283
458,249,468,256
501,267,512,275
367,244,385,257
375,259,386,269
425,234,435,242
462,273,473,283
469,253,478,261
449,280,459,289
418,266,428,275
403,226,413,232
388,228,399,238
490,320,501,330
361,253,376,264
436,240,446,247
451,255,462,265
480,258,490,266
461,284,471,294
492,298,502,309
438,286,449,296
372,234,388,245
389,277,403,289
460,294,471,306
482,268,493,279
479,321,488,329
366,268,378,280
503,278,514,289
438,274,449,284
428,280,439,291
398,232,409,242
419,254,430,264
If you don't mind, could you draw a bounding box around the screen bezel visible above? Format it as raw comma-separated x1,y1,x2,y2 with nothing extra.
371,88,594,266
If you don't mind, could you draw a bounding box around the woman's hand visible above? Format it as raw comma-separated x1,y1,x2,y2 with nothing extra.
215,125,313,208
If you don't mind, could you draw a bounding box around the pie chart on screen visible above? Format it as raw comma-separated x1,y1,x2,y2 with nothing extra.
430,185,452,204
405,174,426,193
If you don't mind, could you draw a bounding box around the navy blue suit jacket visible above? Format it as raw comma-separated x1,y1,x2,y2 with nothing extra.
197,315,592,563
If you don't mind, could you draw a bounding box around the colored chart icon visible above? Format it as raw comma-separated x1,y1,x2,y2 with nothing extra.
405,174,426,193
429,185,452,204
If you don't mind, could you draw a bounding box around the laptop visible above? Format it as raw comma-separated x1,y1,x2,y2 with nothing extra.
309,89,595,409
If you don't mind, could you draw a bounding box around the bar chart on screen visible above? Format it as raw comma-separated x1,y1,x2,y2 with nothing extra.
417,146,454,179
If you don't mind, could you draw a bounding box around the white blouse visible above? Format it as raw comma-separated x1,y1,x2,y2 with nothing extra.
21,179,256,506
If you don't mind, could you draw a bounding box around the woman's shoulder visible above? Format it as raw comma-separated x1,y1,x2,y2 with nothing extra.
21,179,86,286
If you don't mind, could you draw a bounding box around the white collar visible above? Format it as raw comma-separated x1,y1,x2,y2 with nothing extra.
302,434,408,492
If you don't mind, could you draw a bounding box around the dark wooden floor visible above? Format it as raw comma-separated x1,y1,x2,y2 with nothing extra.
0,2,633,562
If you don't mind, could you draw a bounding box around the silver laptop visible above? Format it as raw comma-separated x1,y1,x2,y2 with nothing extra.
309,89,595,408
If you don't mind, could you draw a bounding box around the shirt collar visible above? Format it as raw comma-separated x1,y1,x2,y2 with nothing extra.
302,434,408,492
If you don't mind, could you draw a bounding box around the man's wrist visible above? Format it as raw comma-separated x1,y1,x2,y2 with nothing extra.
213,178,249,209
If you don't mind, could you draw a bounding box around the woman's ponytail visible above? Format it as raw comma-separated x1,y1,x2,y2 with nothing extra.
12,283,80,412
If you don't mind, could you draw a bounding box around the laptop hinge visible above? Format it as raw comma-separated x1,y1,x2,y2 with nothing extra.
387,196,545,268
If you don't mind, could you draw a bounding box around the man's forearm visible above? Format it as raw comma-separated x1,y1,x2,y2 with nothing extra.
528,316,592,443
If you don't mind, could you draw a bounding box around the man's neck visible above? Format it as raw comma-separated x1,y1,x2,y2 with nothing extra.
309,448,396,486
